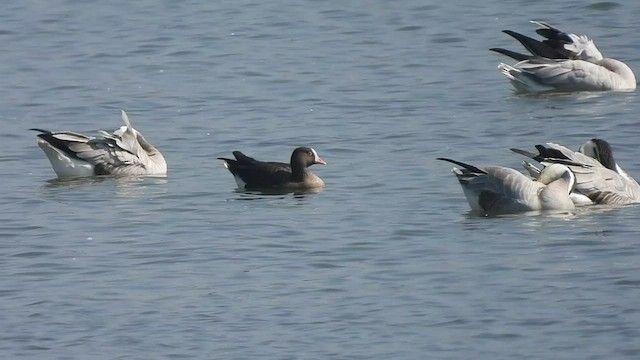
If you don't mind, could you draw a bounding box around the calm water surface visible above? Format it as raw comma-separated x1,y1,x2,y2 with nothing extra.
2,0,640,359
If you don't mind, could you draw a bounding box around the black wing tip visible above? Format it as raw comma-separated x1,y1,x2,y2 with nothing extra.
218,151,246,163
29,128,51,134
436,157,462,167
510,147,544,162
231,151,258,164
514,145,592,168
231,151,248,160
437,158,485,173
490,48,532,61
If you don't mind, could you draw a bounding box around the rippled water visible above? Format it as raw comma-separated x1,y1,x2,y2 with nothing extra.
2,0,640,359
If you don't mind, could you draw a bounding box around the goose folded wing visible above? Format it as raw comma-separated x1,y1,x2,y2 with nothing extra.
65,137,147,174
481,167,545,213
569,165,637,204
238,162,294,187
516,59,577,83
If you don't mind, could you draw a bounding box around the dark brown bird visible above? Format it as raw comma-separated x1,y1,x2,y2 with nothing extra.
218,147,326,190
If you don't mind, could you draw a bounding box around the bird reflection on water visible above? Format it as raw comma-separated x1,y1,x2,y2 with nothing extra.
232,186,324,201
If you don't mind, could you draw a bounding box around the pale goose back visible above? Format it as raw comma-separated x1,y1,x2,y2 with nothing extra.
438,158,575,215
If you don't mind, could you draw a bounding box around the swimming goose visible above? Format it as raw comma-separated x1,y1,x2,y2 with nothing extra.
32,110,167,178
511,140,640,205
218,147,326,190
437,157,576,215
491,21,636,92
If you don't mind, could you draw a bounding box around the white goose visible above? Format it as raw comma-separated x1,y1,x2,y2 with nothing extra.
491,21,636,92
438,157,576,215
32,110,167,178
511,139,640,205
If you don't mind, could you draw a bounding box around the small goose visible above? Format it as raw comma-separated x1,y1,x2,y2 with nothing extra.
511,140,640,205
491,21,636,92
437,157,576,215
32,110,167,178
218,147,326,190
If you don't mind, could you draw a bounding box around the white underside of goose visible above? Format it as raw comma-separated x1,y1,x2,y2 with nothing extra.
36,140,95,177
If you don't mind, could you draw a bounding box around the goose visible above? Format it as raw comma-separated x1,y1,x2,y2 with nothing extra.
218,147,326,190
511,139,640,205
437,157,576,215
32,110,167,178
491,21,636,92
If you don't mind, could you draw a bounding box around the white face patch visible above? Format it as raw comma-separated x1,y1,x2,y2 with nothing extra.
311,148,320,162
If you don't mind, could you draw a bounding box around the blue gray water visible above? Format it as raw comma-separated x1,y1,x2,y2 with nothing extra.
2,0,640,359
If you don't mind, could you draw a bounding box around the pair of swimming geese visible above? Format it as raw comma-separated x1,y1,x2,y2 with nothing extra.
439,138,640,215
32,22,638,212
33,110,325,191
